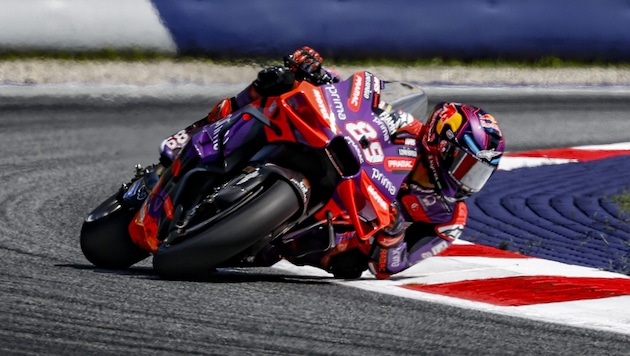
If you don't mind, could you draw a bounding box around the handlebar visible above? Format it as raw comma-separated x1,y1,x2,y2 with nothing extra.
283,55,335,85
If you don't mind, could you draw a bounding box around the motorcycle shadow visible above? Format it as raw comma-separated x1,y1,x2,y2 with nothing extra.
59,263,339,284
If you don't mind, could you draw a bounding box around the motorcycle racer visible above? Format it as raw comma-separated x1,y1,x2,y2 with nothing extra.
158,46,505,280
339,101,504,279
277,99,505,279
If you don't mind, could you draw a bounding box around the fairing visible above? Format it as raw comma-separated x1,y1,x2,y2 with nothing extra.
129,71,428,251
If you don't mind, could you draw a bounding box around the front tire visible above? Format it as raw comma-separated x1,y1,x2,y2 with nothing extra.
80,195,150,269
152,180,301,280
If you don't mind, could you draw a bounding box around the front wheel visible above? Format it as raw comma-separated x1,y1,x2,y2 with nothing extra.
80,194,150,269
152,180,301,280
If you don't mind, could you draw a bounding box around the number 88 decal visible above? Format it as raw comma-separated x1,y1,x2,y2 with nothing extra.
164,130,191,150
345,121,384,164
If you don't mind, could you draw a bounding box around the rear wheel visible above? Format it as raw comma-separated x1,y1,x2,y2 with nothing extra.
152,180,300,280
80,195,150,269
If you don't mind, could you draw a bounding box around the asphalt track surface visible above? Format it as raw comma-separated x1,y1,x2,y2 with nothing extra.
2,92,630,355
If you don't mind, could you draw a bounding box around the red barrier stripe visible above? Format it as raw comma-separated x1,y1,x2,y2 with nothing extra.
505,148,630,162
402,276,630,306
439,244,528,258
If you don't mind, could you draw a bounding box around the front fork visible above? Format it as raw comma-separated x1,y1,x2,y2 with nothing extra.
120,164,161,208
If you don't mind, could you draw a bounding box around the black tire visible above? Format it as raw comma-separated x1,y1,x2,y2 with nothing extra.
80,195,150,269
153,180,300,280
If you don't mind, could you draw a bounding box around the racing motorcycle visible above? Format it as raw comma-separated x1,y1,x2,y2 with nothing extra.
80,70,428,279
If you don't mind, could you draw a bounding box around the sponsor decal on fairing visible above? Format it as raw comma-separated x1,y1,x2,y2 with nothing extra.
163,129,190,150
373,75,382,95
324,85,347,121
345,121,385,164
211,121,227,151
372,116,390,141
312,88,337,132
371,168,397,196
384,157,416,172
366,184,389,211
363,72,373,100
398,147,418,157
348,73,364,112
344,136,365,164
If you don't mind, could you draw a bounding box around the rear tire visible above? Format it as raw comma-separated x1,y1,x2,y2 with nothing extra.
153,180,300,280
80,195,150,269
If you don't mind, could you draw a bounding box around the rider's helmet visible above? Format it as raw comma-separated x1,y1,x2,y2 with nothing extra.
420,102,505,202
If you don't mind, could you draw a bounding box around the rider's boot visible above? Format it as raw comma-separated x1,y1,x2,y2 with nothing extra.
274,226,369,279
278,227,332,264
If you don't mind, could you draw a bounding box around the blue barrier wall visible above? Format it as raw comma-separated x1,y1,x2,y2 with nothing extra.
151,0,630,61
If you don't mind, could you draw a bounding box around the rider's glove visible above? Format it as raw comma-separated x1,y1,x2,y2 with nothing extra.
379,109,423,143
286,46,323,76
252,65,296,97
284,46,333,85
367,202,409,279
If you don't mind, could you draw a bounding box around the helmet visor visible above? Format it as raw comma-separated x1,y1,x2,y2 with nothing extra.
446,144,496,195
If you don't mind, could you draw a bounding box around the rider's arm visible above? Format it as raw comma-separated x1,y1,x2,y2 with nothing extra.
209,46,337,123
368,202,467,279
234,46,340,108
234,65,297,107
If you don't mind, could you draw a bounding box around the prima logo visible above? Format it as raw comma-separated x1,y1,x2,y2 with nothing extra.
371,168,396,195
324,85,346,121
